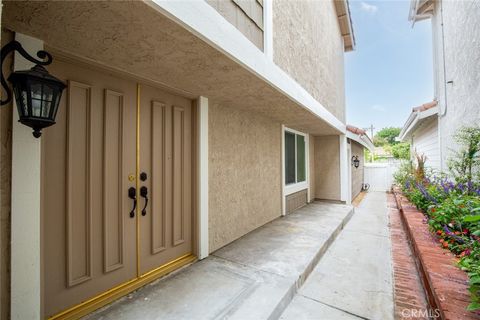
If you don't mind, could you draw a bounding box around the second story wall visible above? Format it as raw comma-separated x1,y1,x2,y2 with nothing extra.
430,0,480,169
273,0,346,123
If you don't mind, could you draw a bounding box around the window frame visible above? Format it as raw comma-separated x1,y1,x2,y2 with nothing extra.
283,127,309,197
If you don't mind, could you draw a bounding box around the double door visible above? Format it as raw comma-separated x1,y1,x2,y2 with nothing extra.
41,60,194,318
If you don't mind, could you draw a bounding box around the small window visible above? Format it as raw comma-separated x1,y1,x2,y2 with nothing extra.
284,131,307,185
285,132,296,184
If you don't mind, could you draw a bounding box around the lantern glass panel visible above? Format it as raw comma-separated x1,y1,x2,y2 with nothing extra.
12,80,29,118
30,82,55,119
42,84,54,118
51,90,61,119
31,82,42,117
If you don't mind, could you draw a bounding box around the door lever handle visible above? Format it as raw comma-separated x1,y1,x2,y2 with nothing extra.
140,186,148,216
128,187,136,218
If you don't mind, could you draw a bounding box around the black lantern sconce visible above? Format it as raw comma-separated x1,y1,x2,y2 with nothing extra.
351,155,360,169
1,40,66,138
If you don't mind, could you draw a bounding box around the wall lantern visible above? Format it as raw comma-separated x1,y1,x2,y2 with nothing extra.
351,155,360,169
1,40,66,138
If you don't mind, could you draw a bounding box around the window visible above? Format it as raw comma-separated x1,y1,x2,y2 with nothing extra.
284,130,307,185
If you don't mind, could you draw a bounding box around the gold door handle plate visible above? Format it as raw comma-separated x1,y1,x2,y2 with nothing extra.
128,174,136,182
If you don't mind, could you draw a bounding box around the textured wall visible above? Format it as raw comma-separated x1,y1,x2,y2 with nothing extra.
209,103,282,252
272,0,346,122
431,0,480,170
314,136,341,201
205,0,264,50
350,141,364,200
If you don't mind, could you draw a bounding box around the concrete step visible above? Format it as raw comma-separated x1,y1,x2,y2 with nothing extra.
87,202,354,320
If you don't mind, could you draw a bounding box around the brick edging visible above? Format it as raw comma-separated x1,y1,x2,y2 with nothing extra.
391,188,480,320
388,193,429,319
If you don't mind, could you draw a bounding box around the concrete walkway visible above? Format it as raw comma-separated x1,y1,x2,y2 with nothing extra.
280,192,394,320
87,201,354,320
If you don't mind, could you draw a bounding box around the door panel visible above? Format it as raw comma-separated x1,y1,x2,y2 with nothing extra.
42,61,137,318
139,84,193,275
103,90,126,273
150,101,169,254
66,80,92,287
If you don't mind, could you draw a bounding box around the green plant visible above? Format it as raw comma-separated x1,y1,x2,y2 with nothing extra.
458,241,480,311
374,127,401,146
426,193,480,311
448,126,480,184
394,160,414,187
392,142,410,160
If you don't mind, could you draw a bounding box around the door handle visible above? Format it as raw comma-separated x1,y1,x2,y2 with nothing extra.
128,187,136,218
140,186,148,216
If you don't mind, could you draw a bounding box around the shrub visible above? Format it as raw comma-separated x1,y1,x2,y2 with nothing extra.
448,126,480,184
392,142,410,160
393,160,414,187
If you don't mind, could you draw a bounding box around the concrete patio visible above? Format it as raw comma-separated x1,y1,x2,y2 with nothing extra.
86,201,354,320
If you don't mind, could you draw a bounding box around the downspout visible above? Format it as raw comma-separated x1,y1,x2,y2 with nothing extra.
439,0,448,117
438,0,448,171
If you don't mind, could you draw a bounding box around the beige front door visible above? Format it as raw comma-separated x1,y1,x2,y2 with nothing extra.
41,60,194,318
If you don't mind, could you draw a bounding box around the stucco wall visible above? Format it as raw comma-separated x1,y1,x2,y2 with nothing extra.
350,141,364,200
431,0,480,170
209,103,281,252
314,135,341,201
272,0,346,122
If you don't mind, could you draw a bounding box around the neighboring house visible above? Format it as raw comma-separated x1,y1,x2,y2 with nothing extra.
405,0,480,171
0,1,355,319
399,100,440,170
346,125,375,200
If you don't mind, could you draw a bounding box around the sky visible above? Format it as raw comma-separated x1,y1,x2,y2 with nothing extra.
345,0,433,136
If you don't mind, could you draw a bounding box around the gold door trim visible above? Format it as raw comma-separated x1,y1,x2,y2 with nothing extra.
49,254,196,320
136,83,141,277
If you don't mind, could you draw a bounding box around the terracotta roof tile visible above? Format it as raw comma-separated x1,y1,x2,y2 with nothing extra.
412,100,437,112
346,125,366,136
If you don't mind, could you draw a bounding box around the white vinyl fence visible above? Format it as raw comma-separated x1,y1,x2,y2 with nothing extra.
364,162,400,192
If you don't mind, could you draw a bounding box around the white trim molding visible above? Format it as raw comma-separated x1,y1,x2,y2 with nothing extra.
347,141,352,205
281,125,286,215
339,135,350,204
11,33,42,320
147,0,346,134
282,126,310,213
263,0,273,59
197,96,209,259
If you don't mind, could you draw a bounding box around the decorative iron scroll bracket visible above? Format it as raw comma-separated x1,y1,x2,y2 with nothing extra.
1,40,53,106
